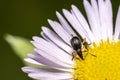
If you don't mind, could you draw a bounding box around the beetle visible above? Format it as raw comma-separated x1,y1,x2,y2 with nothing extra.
70,36,84,60
70,36,96,60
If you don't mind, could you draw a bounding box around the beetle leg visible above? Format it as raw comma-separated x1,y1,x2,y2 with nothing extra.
72,51,77,60
89,52,97,57
82,38,86,45
82,38,96,58
81,47,88,58
82,38,92,49
82,38,88,49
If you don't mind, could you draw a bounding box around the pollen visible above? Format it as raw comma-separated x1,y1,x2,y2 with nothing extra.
72,40,120,80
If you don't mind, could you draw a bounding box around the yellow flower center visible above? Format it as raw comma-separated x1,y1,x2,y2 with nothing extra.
73,39,120,80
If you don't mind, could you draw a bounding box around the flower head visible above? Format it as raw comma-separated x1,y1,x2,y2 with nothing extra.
22,0,120,80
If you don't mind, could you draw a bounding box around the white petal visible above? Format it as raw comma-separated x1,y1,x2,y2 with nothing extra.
84,0,102,42
48,19,72,45
32,37,73,64
41,31,62,46
28,53,72,71
22,66,71,74
22,67,42,73
28,72,72,80
42,27,73,54
41,32,50,41
56,11,76,36
105,0,113,39
114,6,120,40
98,0,107,39
98,0,113,39
24,58,44,66
63,9,91,43
34,49,72,68
22,67,72,79
91,0,102,39
37,78,60,80
37,78,58,80
71,5,95,42
25,57,72,72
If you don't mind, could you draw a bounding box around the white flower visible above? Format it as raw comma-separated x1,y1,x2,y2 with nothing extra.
22,0,120,80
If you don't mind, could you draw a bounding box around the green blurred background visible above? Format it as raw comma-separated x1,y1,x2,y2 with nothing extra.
0,0,120,80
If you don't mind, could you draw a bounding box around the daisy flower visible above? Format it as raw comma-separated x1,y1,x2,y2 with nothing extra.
22,0,120,80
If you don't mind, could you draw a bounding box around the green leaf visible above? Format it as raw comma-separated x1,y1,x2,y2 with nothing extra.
4,34,34,65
